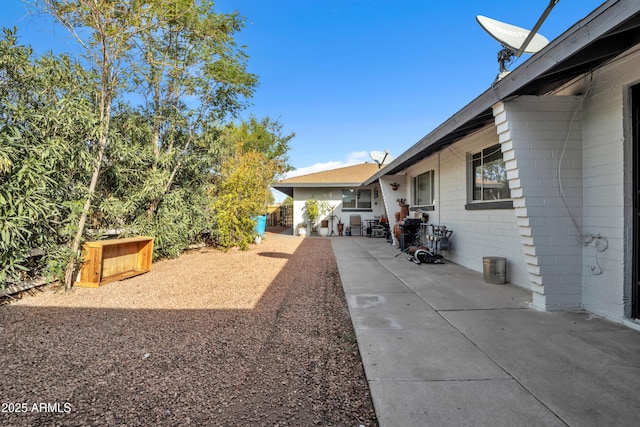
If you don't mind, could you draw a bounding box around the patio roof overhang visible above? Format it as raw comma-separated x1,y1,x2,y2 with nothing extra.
365,0,640,185
271,182,366,198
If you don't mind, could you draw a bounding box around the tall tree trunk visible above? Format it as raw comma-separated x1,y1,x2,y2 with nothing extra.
152,68,161,169
147,159,182,218
64,74,112,290
63,136,107,289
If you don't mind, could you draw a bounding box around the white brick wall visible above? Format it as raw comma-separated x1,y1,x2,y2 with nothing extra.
490,45,640,320
578,47,640,321
494,95,584,311
389,126,530,287
378,47,640,324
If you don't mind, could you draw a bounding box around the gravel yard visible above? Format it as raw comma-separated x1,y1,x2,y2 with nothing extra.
0,231,377,426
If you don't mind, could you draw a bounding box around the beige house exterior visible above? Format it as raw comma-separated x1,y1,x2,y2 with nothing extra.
273,163,389,236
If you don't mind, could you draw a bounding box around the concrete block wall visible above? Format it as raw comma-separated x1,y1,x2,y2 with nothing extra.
579,48,640,321
377,47,640,324
494,96,584,311
405,155,439,222
390,126,530,288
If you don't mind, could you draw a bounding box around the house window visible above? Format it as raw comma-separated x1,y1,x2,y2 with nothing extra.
342,189,372,209
469,144,510,203
414,170,434,206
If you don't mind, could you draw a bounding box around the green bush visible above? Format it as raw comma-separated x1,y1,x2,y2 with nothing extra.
0,29,96,285
212,149,276,249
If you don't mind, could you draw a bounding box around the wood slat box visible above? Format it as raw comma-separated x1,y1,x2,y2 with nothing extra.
76,236,154,288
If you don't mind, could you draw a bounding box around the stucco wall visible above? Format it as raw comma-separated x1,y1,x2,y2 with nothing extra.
292,185,386,236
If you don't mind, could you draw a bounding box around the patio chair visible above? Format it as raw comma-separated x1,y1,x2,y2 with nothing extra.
349,214,363,236
371,224,386,238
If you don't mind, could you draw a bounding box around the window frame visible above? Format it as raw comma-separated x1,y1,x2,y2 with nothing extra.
466,144,513,210
413,169,435,208
341,188,373,211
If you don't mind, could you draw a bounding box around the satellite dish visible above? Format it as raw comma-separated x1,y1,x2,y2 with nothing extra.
476,16,549,54
477,0,557,81
370,150,390,168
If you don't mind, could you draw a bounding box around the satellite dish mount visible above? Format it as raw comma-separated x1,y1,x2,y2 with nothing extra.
497,47,516,79
477,0,558,80
370,150,390,168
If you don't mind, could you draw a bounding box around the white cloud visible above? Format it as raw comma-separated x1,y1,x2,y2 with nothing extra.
283,151,370,179
345,150,369,164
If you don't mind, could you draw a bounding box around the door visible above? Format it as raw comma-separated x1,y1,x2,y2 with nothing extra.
280,205,293,227
633,83,640,318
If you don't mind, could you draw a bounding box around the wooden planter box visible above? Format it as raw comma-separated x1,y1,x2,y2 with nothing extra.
76,237,154,288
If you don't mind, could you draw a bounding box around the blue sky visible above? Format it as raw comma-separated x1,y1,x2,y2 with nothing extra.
2,0,605,184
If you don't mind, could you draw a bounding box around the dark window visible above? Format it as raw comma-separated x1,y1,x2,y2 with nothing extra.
342,189,372,209
471,144,510,202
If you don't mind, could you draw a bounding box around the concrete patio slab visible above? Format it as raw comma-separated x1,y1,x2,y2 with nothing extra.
337,258,410,294
369,379,565,427
443,308,640,427
375,255,531,311
347,292,441,330
355,328,511,381
331,235,640,426
333,239,410,294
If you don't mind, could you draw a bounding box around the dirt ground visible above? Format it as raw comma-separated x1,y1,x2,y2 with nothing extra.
0,230,378,426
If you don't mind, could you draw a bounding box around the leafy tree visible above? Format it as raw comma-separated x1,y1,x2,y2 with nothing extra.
35,0,258,285
37,0,145,288
0,27,96,285
221,116,294,174
282,196,294,207
129,0,258,218
211,117,294,248
212,149,277,249
97,109,223,258
3,1,292,283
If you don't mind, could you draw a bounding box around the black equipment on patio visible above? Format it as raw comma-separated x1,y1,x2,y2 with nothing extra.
397,220,452,265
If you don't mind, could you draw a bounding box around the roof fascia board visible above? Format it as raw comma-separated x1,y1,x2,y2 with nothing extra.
365,0,638,186
272,182,365,189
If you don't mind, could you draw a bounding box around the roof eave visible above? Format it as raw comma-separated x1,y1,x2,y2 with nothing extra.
271,182,368,198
